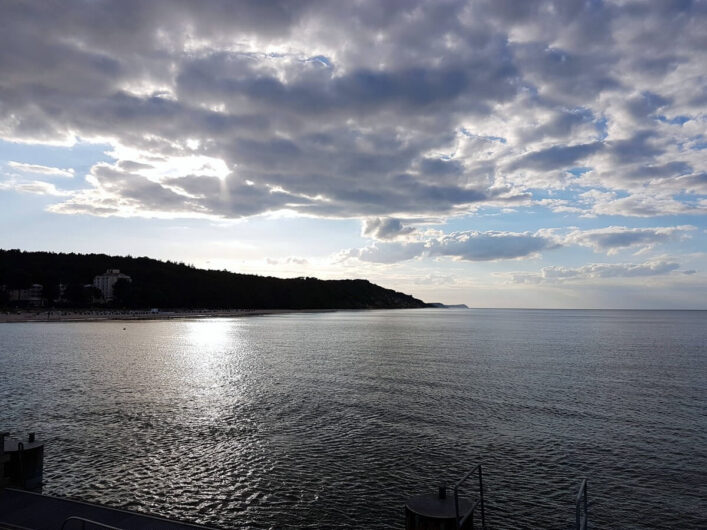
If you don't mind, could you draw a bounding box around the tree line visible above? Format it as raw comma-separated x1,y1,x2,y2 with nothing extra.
0,249,428,310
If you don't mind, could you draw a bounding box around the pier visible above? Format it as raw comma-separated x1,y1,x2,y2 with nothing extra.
0,488,216,530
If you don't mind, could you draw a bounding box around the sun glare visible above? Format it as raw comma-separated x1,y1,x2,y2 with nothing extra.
185,319,234,351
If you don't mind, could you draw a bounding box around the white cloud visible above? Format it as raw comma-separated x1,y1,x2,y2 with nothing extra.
413,273,456,286
341,222,698,266
267,256,309,266
343,229,559,264
510,260,685,285
7,161,74,177
428,230,559,261
342,242,426,264
565,225,696,254
0,179,72,196
582,192,706,218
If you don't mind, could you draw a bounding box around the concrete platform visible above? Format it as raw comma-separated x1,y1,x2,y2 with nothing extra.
0,488,218,530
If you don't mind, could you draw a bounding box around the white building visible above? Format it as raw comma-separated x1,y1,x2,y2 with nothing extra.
8,284,44,306
93,269,131,302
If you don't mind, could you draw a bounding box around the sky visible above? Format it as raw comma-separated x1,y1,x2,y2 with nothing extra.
0,0,705,308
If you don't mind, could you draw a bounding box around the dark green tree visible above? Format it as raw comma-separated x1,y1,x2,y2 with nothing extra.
65,283,92,307
112,278,133,307
0,249,428,309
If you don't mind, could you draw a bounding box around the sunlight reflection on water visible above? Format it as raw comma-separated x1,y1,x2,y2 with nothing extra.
1,309,705,528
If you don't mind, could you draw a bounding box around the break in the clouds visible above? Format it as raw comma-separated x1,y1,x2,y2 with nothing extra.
0,0,705,220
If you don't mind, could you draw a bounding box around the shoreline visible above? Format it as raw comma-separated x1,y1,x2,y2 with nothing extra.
0,308,338,323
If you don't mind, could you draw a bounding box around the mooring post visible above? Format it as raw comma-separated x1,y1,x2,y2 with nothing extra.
0,432,9,487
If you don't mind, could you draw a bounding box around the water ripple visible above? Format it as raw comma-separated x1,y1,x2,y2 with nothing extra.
2,310,706,528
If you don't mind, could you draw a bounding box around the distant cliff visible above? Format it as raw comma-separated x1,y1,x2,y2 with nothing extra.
0,249,427,310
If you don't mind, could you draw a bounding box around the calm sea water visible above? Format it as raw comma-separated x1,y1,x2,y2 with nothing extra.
1,309,705,529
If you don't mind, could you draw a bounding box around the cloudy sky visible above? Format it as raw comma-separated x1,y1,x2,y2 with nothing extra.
1,0,705,308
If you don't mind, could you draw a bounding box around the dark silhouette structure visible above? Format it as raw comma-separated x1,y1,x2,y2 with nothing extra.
0,249,427,310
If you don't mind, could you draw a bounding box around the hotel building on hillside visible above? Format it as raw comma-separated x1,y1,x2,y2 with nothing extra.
6,284,45,306
93,269,131,302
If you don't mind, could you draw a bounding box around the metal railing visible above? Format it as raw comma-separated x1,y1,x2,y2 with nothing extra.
575,478,588,530
15,443,24,490
60,516,123,530
0,522,36,530
454,463,486,529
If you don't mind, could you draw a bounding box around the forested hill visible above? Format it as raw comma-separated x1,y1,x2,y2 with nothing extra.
0,249,427,309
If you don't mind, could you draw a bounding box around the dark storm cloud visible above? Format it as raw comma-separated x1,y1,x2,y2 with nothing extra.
0,0,705,219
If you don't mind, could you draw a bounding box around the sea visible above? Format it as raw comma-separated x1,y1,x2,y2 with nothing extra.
1,309,705,529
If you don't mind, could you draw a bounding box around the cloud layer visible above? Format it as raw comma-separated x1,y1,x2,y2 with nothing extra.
344,229,559,263
343,224,698,264
509,260,687,285
565,225,696,254
8,162,74,178
1,0,705,220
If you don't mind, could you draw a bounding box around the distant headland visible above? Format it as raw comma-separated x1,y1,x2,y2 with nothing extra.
0,249,428,312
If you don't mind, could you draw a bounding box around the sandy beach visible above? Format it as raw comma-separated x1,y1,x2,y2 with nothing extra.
0,308,331,323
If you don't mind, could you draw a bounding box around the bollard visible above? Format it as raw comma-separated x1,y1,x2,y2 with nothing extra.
405,484,473,530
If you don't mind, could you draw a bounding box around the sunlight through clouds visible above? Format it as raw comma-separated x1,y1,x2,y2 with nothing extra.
0,0,705,307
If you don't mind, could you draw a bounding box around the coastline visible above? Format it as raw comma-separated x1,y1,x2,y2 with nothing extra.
0,308,337,323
